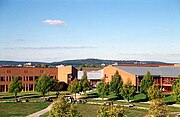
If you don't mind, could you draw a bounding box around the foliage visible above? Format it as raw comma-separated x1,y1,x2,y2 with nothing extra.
147,83,163,100
35,74,56,97
49,95,81,117
110,70,123,96
97,105,126,117
97,79,110,101
68,78,80,99
172,75,180,101
80,71,91,94
54,82,68,91
9,77,23,100
120,79,135,102
145,99,170,117
140,71,154,98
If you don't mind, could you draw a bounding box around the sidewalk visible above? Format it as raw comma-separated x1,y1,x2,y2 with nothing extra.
26,103,53,117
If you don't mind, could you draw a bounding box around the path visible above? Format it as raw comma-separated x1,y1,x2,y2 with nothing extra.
26,103,53,117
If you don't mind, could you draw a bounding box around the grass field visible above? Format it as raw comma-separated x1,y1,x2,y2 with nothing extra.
0,102,51,117
0,91,179,117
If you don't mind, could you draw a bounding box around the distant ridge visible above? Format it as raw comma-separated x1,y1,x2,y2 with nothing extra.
0,58,166,66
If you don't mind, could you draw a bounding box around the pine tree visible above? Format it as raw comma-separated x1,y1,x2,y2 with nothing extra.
80,71,91,94
97,79,110,101
110,70,123,96
140,71,154,99
120,79,135,102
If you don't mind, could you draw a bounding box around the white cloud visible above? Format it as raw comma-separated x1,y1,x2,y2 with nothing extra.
163,28,170,32
42,19,66,25
4,46,97,50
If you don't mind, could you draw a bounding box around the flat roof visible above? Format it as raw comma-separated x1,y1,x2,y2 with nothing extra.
114,66,180,78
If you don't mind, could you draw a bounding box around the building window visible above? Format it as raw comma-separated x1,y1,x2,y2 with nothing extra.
18,76,22,81
6,85,8,92
24,70,28,73
0,76,5,81
24,76,28,81
7,70,11,73
29,84,33,91
40,70,44,73
35,76,39,81
29,76,33,81
9,77,11,81
6,76,8,81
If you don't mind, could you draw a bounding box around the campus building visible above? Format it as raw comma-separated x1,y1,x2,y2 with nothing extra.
104,65,180,92
78,69,103,87
0,65,77,92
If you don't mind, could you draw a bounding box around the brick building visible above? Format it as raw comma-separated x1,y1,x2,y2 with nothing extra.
104,65,180,92
0,65,77,92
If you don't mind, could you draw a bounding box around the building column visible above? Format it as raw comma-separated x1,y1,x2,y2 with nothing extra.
136,76,139,93
5,85,7,92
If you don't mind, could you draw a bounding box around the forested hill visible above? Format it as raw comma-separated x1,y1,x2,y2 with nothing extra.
0,58,166,67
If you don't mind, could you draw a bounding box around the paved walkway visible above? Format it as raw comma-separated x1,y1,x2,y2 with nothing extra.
26,103,53,117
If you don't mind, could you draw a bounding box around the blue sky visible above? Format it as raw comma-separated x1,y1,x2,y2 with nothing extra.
0,0,180,62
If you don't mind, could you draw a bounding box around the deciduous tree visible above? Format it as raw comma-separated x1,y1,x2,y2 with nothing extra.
35,74,56,97
49,95,81,117
172,75,180,101
140,71,154,99
120,79,135,102
110,70,123,96
68,78,80,99
146,99,170,117
97,105,126,117
147,83,163,100
9,77,23,100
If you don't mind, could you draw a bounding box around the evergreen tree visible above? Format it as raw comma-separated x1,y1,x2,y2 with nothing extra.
97,79,110,101
9,77,23,100
80,71,91,94
35,74,56,97
172,75,180,101
120,79,135,102
140,71,154,99
68,78,80,99
147,83,163,100
110,70,123,96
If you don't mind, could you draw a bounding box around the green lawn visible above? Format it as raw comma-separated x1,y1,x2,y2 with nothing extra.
0,102,51,117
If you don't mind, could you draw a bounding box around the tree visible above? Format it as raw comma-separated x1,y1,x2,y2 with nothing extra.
80,71,91,94
110,70,123,96
68,78,80,99
97,105,126,117
146,99,170,117
172,75,180,101
97,79,110,101
35,74,56,97
120,79,135,102
140,71,154,99
9,77,23,100
147,83,163,100
49,95,81,117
